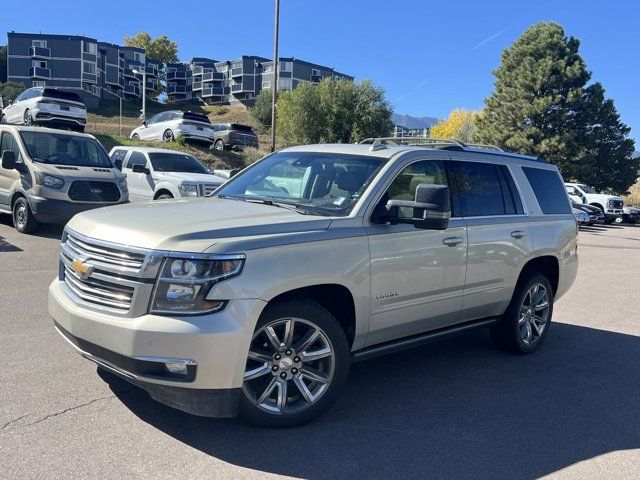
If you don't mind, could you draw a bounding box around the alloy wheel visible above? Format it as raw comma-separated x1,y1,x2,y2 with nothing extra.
23,110,32,126
243,317,335,414
14,203,26,227
163,130,174,142
519,283,550,346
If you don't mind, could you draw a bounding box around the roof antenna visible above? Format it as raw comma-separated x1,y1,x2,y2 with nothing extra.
369,139,387,151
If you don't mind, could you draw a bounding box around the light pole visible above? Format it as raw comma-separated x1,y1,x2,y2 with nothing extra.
133,65,147,121
270,0,280,152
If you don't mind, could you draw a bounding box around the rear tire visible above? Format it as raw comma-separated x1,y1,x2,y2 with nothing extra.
239,298,350,428
214,139,225,151
163,129,174,142
132,133,140,140
491,273,553,354
23,109,33,126
12,197,39,234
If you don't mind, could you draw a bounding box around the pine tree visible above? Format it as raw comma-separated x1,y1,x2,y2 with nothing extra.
578,83,637,193
476,22,591,178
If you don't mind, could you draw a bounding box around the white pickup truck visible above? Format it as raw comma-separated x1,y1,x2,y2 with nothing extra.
565,182,624,224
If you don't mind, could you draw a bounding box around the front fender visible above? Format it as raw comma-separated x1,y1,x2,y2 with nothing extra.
153,181,180,199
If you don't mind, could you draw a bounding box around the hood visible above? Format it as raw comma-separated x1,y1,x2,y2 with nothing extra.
35,163,123,180
154,171,225,185
66,197,332,252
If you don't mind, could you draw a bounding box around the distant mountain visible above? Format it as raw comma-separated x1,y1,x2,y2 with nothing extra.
392,113,440,129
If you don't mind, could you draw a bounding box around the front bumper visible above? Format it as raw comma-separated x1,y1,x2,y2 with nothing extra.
49,279,266,417
29,196,128,224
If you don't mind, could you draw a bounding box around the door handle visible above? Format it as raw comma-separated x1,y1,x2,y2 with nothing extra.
511,230,527,239
443,237,464,246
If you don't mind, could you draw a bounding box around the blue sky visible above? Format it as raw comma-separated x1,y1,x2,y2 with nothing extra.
4,0,639,143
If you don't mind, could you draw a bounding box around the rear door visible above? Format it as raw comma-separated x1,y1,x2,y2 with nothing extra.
450,160,532,319
0,131,23,206
123,151,153,201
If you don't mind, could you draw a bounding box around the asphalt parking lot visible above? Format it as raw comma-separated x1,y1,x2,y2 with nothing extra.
1,217,639,480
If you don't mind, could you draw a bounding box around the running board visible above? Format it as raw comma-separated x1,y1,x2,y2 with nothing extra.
352,317,499,363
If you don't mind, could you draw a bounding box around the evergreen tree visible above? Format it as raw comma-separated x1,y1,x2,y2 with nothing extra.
476,22,591,178
579,83,637,193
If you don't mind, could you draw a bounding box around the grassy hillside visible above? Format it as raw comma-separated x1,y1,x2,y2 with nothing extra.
86,99,269,169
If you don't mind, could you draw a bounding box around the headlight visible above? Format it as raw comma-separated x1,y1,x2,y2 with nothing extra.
178,184,199,197
118,178,128,192
34,172,65,189
150,255,245,315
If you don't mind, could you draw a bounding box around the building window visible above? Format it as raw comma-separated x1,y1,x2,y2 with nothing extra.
134,52,145,63
83,62,96,75
32,60,47,69
83,42,97,55
32,39,48,48
311,68,321,76
278,77,292,90
33,81,46,88
280,61,293,72
262,80,271,89
263,64,273,73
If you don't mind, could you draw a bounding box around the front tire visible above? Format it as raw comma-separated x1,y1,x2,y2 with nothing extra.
214,139,225,151
0,114,7,124
23,109,33,126
239,299,350,428
491,273,553,354
156,193,173,200
132,133,140,140
12,197,39,234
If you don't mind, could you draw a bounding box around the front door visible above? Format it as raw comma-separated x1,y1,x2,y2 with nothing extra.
0,132,23,207
366,159,468,346
123,151,154,201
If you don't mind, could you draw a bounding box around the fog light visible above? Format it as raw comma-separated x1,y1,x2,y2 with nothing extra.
165,362,189,375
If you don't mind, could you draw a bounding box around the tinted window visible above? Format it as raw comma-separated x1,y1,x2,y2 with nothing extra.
148,153,209,174
453,162,505,216
126,151,148,169
522,167,572,214
230,123,254,133
19,131,112,167
183,112,211,124
147,113,162,125
15,90,28,102
110,149,128,170
497,165,524,215
42,88,83,103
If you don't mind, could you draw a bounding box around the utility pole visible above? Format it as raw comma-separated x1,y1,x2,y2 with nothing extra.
119,95,122,136
270,0,280,152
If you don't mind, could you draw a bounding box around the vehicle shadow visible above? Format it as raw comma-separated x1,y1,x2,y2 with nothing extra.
0,214,64,239
102,323,640,480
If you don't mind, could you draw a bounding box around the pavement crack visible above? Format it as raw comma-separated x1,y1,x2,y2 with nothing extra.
2,387,137,432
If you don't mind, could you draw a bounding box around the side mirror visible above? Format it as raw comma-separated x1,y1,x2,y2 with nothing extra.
1,150,17,170
387,184,451,230
132,164,150,175
142,120,148,127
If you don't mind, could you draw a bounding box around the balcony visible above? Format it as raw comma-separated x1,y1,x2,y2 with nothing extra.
83,52,97,63
167,70,187,80
146,80,157,91
230,67,243,77
123,84,140,97
203,71,224,82
83,73,97,83
119,58,125,70
29,66,51,79
123,68,138,79
202,86,225,97
231,83,246,93
192,65,204,75
310,74,323,83
168,84,187,94
193,80,203,91
29,46,50,59
145,65,158,77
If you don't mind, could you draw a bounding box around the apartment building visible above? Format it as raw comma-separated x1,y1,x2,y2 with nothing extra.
171,55,352,106
7,32,158,108
392,125,431,138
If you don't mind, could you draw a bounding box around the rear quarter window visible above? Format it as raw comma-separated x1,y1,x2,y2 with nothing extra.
522,167,572,214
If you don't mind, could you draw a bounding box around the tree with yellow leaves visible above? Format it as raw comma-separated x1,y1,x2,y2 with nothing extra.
430,109,481,142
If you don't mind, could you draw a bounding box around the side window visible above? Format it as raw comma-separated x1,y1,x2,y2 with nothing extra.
384,160,453,218
452,162,505,217
497,165,524,215
110,149,127,170
15,91,26,102
0,132,23,163
125,151,148,170
146,113,160,125
522,167,572,214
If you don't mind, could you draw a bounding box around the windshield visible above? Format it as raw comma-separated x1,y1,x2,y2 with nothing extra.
149,152,209,174
216,151,385,216
19,131,112,167
577,184,597,194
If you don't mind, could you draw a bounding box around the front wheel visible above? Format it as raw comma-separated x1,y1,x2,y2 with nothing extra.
213,139,225,151
132,133,140,140
0,114,7,124
23,109,33,126
12,197,39,234
491,273,553,354
239,299,350,427
163,129,174,142
156,193,173,200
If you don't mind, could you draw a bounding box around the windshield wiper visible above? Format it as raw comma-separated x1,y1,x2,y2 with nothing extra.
216,194,308,214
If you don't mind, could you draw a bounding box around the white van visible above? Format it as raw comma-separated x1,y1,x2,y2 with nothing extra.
0,125,128,233
109,147,226,201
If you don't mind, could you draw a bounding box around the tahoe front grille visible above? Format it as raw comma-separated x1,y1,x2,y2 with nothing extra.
68,181,120,202
610,200,623,209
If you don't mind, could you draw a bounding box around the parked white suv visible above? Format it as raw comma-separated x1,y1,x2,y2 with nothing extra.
109,147,226,201
49,140,578,427
0,87,87,132
565,182,623,224
130,110,214,144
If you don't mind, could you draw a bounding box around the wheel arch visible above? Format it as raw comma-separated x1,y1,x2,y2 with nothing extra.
516,255,560,296
153,187,175,200
589,202,604,211
265,283,357,349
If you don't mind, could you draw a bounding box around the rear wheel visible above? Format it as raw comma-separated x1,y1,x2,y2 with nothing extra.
239,299,350,427
132,133,140,140
163,129,174,142
12,197,39,234
491,273,553,354
23,109,33,126
214,139,225,151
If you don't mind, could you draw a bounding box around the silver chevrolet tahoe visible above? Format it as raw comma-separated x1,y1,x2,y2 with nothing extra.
49,139,578,427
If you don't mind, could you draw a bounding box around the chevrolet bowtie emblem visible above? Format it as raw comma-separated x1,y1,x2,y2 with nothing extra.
71,259,94,280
